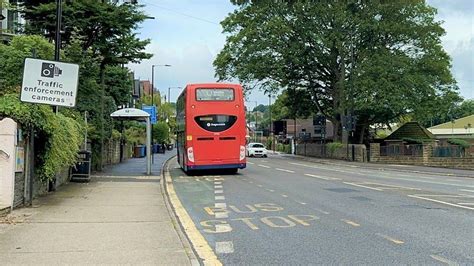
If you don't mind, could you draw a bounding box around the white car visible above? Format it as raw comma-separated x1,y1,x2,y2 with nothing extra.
246,142,268,157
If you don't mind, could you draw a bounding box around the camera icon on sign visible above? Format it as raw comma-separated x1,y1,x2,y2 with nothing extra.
41,63,62,78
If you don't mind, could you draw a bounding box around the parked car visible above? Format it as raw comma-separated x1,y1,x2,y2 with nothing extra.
246,142,268,157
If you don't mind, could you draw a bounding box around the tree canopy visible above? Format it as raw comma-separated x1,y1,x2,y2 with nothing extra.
215,1,460,143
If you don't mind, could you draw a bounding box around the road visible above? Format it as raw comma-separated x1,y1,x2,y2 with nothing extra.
168,154,474,265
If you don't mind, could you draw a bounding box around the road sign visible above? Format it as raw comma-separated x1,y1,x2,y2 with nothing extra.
20,58,79,107
142,105,157,124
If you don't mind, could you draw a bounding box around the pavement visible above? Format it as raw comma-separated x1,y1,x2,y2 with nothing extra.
0,151,196,265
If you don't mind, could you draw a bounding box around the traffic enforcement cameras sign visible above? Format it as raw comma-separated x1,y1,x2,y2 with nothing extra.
21,58,79,107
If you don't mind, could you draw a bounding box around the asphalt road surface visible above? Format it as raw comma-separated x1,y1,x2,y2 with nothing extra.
169,155,474,265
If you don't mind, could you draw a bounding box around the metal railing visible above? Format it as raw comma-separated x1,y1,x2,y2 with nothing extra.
380,145,423,157
433,146,465,158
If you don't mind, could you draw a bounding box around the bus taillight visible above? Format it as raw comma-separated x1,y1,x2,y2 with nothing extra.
240,145,246,161
187,147,195,162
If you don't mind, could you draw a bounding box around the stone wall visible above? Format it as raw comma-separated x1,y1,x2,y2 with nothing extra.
370,143,474,170
296,143,367,162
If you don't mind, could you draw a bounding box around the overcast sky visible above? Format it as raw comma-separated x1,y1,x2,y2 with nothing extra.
129,0,474,104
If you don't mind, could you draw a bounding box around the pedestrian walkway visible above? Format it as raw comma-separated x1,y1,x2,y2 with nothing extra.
0,152,194,265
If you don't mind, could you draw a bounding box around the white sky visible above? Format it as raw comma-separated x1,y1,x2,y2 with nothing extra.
129,0,474,104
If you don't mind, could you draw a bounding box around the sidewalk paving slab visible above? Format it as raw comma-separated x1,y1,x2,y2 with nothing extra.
0,152,194,265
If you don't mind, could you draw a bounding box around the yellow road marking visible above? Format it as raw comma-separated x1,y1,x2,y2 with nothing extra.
408,195,474,211
232,217,259,230
165,161,221,265
288,215,318,226
341,219,360,227
261,216,296,228
377,234,404,245
430,254,458,265
343,182,383,191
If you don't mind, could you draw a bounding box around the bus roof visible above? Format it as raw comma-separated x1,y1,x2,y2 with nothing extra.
185,83,242,88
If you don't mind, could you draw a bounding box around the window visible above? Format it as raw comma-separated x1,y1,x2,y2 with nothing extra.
251,143,265,148
194,115,237,132
196,88,234,101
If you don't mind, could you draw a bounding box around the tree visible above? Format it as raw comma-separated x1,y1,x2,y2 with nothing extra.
21,0,152,168
215,1,459,143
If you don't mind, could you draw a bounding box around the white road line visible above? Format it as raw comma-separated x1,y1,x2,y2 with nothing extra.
215,203,227,208
261,160,268,163
214,185,223,189
215,224,232,233
460,189,474,193
215,212,229,219
430,254,458,265
281,194,288,198
314,208,330,215
305,173,339,180
343,182,383,191
408,195,474,211
266,189,275,192
258,164,270,168
276,168,295,173
411,194,474,198
247,162,255,165
214,181,222,185
215,196,225,200
215,190,224,194
364,182,420,190
377,234,404,244
298,202,307,205
457,202,474,205
341,219,360,227
257,184,263,187
216,241,234,254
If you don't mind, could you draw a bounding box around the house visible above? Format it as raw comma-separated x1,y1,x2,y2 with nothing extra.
1,0,25,44
428,114,474,140
284,118,334,140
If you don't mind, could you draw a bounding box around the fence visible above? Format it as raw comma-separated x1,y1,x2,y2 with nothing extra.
295,143,367,162
432,146,465,158
380,144,423,157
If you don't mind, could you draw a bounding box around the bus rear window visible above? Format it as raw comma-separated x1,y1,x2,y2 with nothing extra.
196,88,234,101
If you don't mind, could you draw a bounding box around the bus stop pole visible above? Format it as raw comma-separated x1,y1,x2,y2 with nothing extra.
146,117,152,175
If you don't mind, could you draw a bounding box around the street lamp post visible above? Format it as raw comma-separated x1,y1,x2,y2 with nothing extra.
168,87,182,103
151,64,171,163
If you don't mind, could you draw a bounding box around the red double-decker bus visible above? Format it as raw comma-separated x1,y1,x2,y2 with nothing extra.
176,83,247,173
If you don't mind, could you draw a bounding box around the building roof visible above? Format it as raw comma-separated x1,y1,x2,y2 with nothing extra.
385,121,435,141
429,114,474,130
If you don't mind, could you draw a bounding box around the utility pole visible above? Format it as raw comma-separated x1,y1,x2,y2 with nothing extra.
151,64,171,162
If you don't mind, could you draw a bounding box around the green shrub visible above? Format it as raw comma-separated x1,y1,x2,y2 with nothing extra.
0,93,84,181
326,142,343,155
447,138,470,148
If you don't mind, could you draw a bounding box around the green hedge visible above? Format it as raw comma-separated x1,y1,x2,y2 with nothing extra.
0,93,84,181
447,138,470,148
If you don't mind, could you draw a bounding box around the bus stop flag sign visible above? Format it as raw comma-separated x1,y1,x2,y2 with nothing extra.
21,58,79,107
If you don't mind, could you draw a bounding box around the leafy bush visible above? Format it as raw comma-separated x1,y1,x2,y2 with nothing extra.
326,142,343,155
447,138,470,148
0,93,84,180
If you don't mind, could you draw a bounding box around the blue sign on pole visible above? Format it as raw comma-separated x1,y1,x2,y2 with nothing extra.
142,105,157,124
